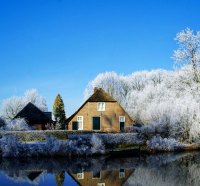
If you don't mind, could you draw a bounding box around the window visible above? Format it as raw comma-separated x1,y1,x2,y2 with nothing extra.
77,172,84,180
97,102,105,111
119,116,125,122
119,169,125,178
97,183,105,186
92,171,101,179
119,116,125,131
77,116,84,130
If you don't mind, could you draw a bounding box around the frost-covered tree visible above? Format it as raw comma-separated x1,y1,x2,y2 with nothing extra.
24,89,47,112
0,96,24,120
0,89,47,120
53,94,66,130
84,29,200,142
173,28,200,83
84,71,131,107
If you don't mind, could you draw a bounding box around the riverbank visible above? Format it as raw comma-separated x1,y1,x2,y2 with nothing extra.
0,132,200,158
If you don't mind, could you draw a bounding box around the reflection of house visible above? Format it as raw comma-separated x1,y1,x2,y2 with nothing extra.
27,171,43,182
14,102,52,130
69,169,134,186
67,88,134,132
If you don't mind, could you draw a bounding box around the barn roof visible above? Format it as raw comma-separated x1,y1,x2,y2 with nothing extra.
66,88,117,122
14,102,51,124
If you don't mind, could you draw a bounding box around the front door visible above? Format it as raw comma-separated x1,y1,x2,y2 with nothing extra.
93,117,100,130
77,116,84,130
72,121,78,130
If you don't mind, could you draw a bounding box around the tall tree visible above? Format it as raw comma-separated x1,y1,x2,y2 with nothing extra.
173,28,200,83
53,94,66,130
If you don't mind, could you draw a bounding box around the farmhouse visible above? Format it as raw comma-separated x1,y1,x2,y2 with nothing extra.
14,102,52,130
66,88,134,132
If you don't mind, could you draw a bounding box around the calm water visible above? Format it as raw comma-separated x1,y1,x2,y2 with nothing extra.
0,152,200,186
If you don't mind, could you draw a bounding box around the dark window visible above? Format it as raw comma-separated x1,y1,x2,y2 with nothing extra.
93,117,100,130
93,171,101,179
72,121,78,130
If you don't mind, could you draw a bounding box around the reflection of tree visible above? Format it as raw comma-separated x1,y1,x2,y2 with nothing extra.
55,171,65,186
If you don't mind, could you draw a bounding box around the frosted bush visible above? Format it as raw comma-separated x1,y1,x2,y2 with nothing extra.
5,118,30,131
0,135,20,157
0,135,93,158
91,134,105,154
147,136,182,151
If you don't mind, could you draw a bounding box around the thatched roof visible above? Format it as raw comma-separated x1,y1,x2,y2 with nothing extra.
67,88,116,122
14,102,52,125
87,88,116,102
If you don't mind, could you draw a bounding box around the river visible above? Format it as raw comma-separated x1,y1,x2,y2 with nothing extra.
0,152,199,186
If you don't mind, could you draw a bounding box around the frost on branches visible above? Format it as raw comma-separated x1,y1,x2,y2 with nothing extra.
147,136,182,151
84,28,200,143
0,89,47,120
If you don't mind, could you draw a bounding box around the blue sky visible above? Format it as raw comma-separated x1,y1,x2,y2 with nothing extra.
0,0,200,115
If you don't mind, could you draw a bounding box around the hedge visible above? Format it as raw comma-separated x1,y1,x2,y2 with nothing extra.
0,130,68,142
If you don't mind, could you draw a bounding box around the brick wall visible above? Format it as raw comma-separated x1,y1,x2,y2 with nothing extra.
68,102,134,132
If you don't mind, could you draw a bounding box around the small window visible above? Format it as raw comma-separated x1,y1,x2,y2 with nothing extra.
119,116,125,131
97,102,105,111
97,183,105,186
77,172,84,180
119,116,125,122
119,169,125,178
92,171,101,179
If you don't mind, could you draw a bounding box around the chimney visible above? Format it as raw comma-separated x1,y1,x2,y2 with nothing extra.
94,87,99,92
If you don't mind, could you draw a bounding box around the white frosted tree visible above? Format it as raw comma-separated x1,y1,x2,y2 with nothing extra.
173,28,200,83
0,89,48,120
84,71,129,106
24,89,47,112
0,96,25,120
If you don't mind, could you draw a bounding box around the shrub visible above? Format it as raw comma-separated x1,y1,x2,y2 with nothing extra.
91,134,105,154
5,119,30,131
147,136,183,151
0,130,68,142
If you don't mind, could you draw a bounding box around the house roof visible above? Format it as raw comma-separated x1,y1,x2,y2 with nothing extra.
66,88,117,122
14,102,52,124
87,88,117,102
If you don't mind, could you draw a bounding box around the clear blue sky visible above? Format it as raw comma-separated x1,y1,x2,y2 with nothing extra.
0,0,200,115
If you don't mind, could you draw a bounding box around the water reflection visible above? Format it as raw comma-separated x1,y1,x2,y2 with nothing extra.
0,152,200,186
